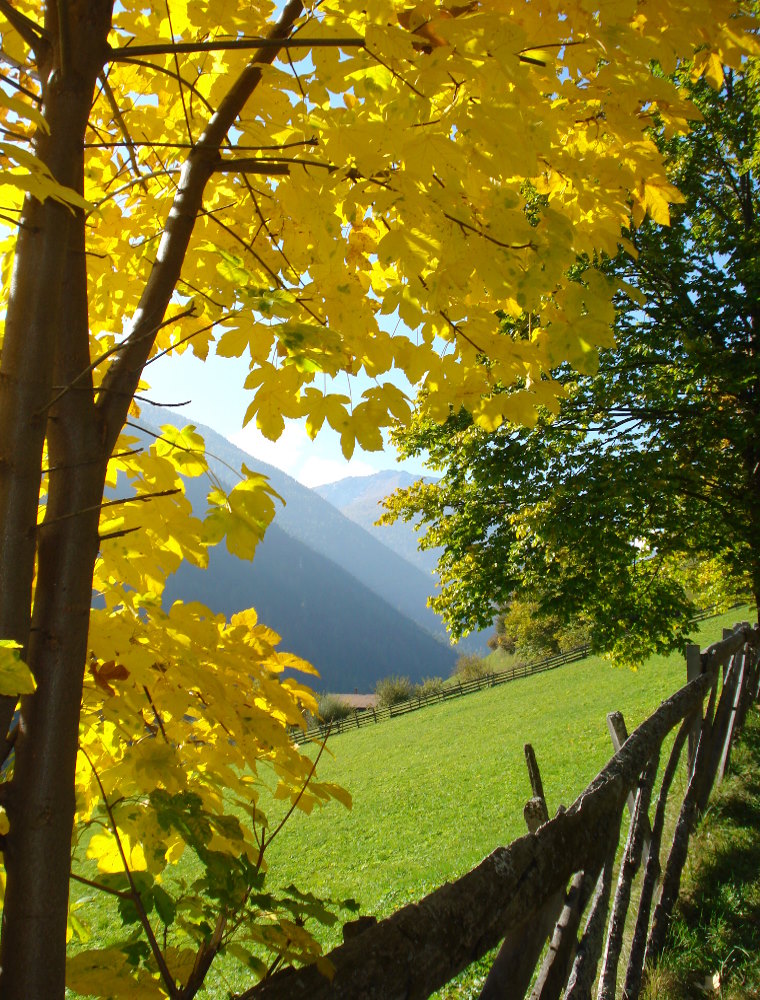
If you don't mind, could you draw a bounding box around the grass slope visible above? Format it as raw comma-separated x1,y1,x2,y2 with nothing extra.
70,608,752,998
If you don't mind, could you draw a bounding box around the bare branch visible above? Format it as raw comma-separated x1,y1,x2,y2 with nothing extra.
116,54,216,118
70,870,132,900
163,0,193,144
0,68,39,101
98,0,308,452
36,305,195,416
0,0,48,52
37,488,181,530
108,34,363,60
98,70,144,183
80,747,180,999
214,159,289,175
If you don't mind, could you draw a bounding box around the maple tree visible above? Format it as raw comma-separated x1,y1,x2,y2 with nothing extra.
385,61,759,666
0,1,755,997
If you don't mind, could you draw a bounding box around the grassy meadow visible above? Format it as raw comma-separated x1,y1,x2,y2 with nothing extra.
70,607,752,998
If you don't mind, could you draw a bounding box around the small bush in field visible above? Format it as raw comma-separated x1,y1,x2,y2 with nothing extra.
453,654,491,682
414,676,445,698
375,675,413,709
318,694,352,723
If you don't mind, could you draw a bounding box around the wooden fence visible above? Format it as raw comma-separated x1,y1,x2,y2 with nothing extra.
243,619,760,1000
294,603,749,745
294,643,592,743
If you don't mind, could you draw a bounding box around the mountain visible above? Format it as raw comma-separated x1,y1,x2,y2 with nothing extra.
139,406,470,690
314,470,493,654
314,471,440,576
165,516,457,693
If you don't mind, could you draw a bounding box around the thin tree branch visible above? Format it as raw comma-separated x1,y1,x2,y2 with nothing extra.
36,305,195,416
37,488,181,530
84,137,319,152
108,35,363,59
255,727,331,869
142,686,169,742
70,870,133,900
0,0,48,51
116,54,216,119
98,0,308,452
214,160,289,175
163,0,193,144
98,525,143,542
97,70,144,183
443,210,535,251
80,747,181,999
0,68,39,101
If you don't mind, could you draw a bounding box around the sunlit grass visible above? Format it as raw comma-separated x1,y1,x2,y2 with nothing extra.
70,608,752,998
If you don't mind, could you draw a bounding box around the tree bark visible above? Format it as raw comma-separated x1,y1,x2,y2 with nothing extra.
0,4,114,996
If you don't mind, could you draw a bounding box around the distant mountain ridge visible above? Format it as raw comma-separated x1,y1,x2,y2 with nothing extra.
139,406,485,691
314,471,440,576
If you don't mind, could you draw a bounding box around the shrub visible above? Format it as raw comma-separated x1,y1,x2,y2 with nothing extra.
317,694,352,724
414,676,445,698
375,674,413,709
453,654,491,682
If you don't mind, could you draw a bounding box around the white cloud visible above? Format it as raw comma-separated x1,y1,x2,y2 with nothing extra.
231,420,385,487
229,421,311,479
298,455,377,488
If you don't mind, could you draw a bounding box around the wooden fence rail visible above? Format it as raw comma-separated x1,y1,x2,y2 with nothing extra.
293,644,592,743
293,603,750,745
242,620,760,1000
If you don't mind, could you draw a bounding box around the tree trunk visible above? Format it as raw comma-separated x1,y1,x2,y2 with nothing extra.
0,4,114,995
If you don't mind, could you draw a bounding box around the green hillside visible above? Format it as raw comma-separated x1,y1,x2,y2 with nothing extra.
71,608,753,999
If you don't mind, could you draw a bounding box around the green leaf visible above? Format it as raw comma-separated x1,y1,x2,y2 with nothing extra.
152,885,176,926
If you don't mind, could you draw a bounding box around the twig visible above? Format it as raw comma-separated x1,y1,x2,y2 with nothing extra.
80,746,181,999
0,0,48,51
98,70,144,184
0,68,40,102
163,0,193,144
98,525,141,542
142,686,169,742
36,488,181,530
364,43,425,100
116,54,215,119
108,36,364,59
37,305,196,415
70,870,133,900
443,210,535,251
214,159,289,175
255,727,332,870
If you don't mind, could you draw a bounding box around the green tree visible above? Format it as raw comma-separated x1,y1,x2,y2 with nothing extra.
385,63,759,665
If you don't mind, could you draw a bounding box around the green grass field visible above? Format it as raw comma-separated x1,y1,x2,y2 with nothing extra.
70,607,753,998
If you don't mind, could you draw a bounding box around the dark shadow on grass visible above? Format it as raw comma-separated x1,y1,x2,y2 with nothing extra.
662,712,760,998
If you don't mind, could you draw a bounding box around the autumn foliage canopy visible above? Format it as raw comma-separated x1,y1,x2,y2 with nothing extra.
0,0,755,996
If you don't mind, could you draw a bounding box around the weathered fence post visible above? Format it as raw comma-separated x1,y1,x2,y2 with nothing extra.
530,868,598,1000
478,745,559,1000
645,676,720,967
685,643,702,774
597,754,658,1000
623,716,691,1000
565,835,619,1000
607,712,651,862
717,645,747,783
